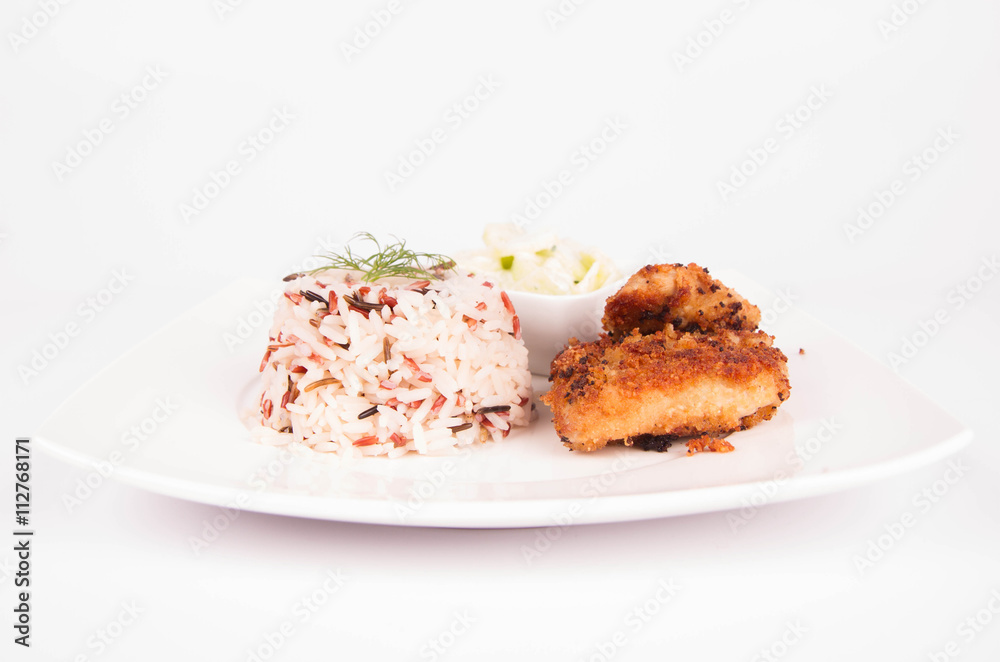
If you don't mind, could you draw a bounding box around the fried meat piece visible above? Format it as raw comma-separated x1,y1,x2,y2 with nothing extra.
540,328,790,452
602,263,761,339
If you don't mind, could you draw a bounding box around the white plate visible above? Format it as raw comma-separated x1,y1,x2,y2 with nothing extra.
36,274,972,528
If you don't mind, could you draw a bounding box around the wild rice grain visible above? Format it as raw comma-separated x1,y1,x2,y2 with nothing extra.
476,405,511,414
303,377,340,393
302,290,328,305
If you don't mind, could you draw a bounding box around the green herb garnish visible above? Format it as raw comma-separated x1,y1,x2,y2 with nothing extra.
309,232,455,282
500,255,514,270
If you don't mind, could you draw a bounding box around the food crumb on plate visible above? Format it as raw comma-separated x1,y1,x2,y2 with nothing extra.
685,435,735,456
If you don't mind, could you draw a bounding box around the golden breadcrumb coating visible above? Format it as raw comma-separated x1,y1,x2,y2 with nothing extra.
541,328,790,452
544,263,790,452
602,263,761,339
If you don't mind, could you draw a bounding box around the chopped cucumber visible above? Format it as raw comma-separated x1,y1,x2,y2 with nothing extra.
456,223,621,295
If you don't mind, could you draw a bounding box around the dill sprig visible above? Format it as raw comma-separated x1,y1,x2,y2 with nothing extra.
309,232,455,282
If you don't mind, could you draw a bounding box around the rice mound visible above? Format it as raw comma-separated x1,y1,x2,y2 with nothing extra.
252,270,532,458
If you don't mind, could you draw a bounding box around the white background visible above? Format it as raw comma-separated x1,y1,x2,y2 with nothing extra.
3,0,1000,660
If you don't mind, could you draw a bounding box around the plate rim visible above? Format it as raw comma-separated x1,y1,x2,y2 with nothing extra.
34,276,976,529
35,426,972,528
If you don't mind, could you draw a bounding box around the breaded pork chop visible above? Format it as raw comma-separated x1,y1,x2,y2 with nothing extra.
541,328,790,452
602,263,761,339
